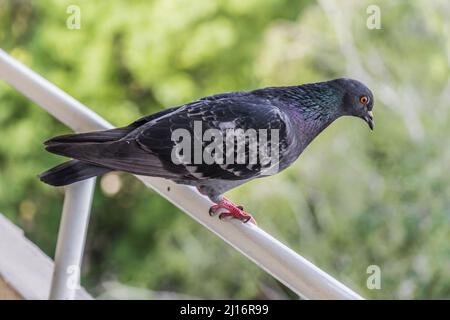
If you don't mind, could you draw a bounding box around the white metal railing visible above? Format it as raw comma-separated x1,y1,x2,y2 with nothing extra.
0,48,363,300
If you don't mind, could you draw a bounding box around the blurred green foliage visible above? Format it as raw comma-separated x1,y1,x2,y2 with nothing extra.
0,0,449,299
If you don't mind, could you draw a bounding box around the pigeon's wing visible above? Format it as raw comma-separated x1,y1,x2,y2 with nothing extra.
134,95,291,181
46,94,292,181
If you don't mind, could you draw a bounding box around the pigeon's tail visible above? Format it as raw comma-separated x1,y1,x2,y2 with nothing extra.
40,127,133,186
39,159,111,186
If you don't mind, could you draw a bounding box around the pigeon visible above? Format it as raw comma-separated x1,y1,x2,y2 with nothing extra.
40,78,374,224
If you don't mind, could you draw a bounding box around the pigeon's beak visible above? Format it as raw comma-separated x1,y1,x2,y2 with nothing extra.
363,110,374,131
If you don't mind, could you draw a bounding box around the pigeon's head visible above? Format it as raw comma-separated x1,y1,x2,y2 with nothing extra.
335,78,375,130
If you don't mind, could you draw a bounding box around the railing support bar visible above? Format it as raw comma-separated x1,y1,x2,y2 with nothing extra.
49,179,96,300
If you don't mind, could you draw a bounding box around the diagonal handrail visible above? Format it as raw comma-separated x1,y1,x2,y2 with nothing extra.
0,48,363,300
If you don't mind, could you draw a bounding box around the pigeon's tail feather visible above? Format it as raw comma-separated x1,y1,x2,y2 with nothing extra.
41,127,186,182
39,160,111,186
40,127,130,186
44,127,132,145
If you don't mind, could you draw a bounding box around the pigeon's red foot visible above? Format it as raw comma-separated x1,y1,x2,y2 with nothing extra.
209,198,257,224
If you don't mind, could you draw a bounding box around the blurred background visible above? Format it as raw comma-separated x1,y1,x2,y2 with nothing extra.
0,0,449,299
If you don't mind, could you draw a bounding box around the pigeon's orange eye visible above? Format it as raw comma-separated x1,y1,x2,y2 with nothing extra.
359,95,369,104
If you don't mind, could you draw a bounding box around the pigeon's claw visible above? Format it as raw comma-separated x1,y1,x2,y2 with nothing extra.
209,204,222,217
219,211,255,224
209,198,256,224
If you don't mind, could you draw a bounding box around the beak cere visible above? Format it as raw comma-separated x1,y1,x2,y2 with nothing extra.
364,110,374,131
